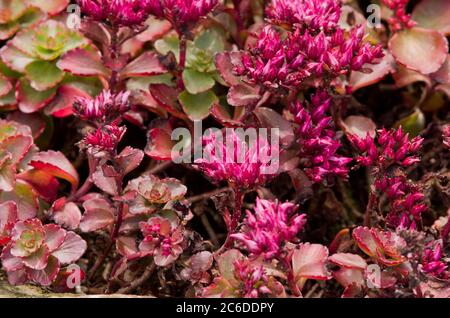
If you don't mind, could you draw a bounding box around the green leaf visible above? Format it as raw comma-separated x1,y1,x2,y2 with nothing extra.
154,36,180,59
194,28,225,54
394,109,425,137
25,60,64,91
178,90,218,121
182,69,215,94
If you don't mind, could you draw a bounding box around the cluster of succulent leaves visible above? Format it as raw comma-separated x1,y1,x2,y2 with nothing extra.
0,0,448,298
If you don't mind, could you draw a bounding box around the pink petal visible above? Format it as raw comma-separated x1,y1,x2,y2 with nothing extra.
52,232,87,265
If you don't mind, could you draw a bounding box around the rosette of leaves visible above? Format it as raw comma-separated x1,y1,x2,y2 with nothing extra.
0,19,98,114
0,0,69,40
0,218,86,286
154,27,226,120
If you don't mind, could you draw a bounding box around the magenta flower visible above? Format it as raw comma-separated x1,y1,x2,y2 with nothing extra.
231,198,306,260
1,219,87,286
382,0,416,32
375,175,427,229
267,0,341,33
233,25,383,89
233,260,274,298
73,90,130,124
349,127,423,169
77,0,150,27
145,0,218,33
291,90,351,183
194,129,278,190
80,124,127,153
139,216,185,266
421,241,449,279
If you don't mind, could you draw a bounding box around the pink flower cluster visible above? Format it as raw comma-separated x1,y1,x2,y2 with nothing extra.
382,0,416,32
233,260,273,298
231,198,306,259
73,90,130,123
266,0,341,33
234,24,383,89
145,0,218,32
77,0,150,27
81,124,127,153
139,216,184,267
195,130,278,190
349,127,423,169
421,241,449,279
376,175,427,229
291,90,351,183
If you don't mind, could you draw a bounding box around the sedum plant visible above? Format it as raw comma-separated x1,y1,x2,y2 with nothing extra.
0,0,448,299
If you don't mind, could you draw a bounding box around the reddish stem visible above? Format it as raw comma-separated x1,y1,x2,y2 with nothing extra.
177,34,187,89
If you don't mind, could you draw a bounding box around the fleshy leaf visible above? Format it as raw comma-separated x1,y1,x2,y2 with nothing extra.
412,0,450,35
292,243,330,282
27,255,60,286
214,52,240,86
145,126,176,161
254,107,294,146
182,69,215,94
0,44,36,72
16,78,57,113
119,52,167,79
116,147,144,175
179,90,218,121
352,227,378,257
342,116,377,139
25,61,65,91
52,232,87,265
227,83,261,107
80,197,115,233
57,48,111,78
329,253,367,270
149,84,186,119
389,27,448,75
0,74,12,97
28,0,69,15
51,198,82,230
29,150,79,190
45,84,91,118
350,51,396,91
17,169,60,202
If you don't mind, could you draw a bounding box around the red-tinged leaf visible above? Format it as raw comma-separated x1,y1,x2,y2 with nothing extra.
292,243,330,283
0,163,15,192
52,232,87,265
0,74,12,97
80,197,115,233
0,44,36,73
7,112,46,139
350,51,396,91
214,52,240,86
116,147,144,175
57,48,111,78
116,236,139,257
27,255,60,286
145,127,175,161
329,253,367,270
352,227,378,257
0,180,38,220
342,116,377,139
22,245,50,270
334,268,366,288
0,134,33,164
17,169,60,202
79,20,111,46
389,27,448,75
0,200,18,225
412,0,450,35
431,54,450,84
29,150,79,191
119,51,167,79
254,107,294,147
393,65,432,88
210,103,245,127
28,0,69,15
149,84,186,119
16,78,57,113
92,166,119,196
51,199,82,230
227,83,261,106
43,224,66,252
217,249,244,284
44,84,91,118
136,17,171,42
366,268,397,289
